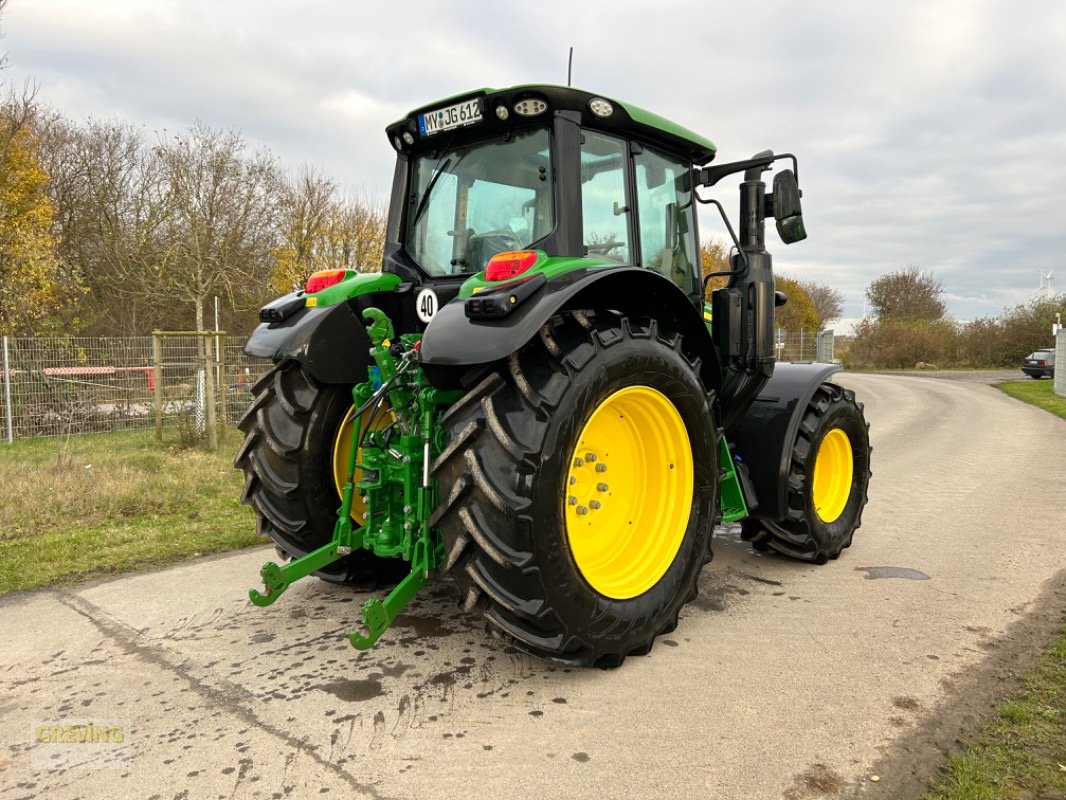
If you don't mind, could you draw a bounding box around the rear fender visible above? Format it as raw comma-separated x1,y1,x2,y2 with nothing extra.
245,273,406,385
728,362,842,522
419,267,722,393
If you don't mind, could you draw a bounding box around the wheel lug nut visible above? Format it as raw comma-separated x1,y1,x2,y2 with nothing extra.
569,476,576,485
589,500,601,510
574,457,584,467
597,483,609,492
577,506,588,516
585,453,597,462
595,463,607,473
568,496,577,505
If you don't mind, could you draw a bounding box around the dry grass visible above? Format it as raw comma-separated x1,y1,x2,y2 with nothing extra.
0,429,261,593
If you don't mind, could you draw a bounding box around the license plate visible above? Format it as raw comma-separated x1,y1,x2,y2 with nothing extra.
419,98,483,137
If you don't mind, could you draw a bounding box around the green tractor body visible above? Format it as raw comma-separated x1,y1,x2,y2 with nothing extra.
238,85,871,666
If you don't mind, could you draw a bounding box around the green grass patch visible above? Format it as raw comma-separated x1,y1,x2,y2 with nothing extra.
0,429,261,594
923,625,1066,799
997,378,1066,421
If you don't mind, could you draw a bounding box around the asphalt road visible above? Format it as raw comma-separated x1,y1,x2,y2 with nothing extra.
3,373,1065,799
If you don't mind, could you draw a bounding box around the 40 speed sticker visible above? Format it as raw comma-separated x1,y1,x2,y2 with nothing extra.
415,288,439,323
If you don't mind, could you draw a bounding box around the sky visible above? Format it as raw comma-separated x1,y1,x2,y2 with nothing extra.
3,0,1065,330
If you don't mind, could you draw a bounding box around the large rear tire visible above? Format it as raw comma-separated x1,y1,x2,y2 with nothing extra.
742,382,871,564
234,360,401,585
430,312,718,667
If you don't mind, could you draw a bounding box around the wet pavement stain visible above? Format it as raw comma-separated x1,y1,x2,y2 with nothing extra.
857,566,931,580
318,678,385,702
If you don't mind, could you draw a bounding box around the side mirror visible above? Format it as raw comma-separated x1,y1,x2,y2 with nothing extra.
773,169,807,244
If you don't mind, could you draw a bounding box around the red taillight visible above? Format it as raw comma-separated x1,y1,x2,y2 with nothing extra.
1038,360,1047,366
484,250,538,282
305,269,347,294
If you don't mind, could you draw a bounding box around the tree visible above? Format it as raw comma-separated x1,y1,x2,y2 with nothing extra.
270,169,387,294
699,239,731,297
797,279,844,325
774,276,821,333
153,123,279,333
0,92,66,334
866,266,945,322
36,115,170,333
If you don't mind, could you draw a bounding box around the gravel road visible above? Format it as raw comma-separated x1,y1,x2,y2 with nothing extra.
2,373,1064,799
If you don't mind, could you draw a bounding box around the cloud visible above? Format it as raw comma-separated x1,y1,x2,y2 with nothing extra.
4,0,1065,321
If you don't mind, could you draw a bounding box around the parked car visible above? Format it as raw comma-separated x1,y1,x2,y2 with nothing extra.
1021,348,1056,379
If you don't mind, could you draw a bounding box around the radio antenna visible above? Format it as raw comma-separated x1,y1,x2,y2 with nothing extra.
567,47,574,87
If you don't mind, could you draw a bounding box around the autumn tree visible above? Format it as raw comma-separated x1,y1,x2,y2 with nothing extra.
699,239,731,297
866,266,945,322
0,91,66,334
270,169,387,294
774,276,821,333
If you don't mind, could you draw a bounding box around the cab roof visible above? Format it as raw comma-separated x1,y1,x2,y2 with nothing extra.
387,84,717,165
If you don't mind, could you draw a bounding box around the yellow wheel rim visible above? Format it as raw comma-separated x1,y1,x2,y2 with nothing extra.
812,428,853,524
331,403,391,522
564,386,694,600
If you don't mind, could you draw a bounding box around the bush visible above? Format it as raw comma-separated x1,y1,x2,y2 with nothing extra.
845,319,958,369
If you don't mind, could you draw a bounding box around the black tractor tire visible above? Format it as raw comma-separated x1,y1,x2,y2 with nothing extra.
430,312,719,667
741,382,871,564
234,360,401,586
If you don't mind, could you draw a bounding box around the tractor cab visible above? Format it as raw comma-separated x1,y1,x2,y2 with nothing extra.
382,85,716,306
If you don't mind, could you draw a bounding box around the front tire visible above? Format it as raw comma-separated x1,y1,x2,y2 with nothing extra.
431,313,718,667
742,382,871,564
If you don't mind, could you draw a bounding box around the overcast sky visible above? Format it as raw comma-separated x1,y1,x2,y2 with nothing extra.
4,0,1065,328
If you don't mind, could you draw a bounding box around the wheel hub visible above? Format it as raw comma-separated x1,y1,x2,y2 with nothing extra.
812,427,853,524
564,386,694,600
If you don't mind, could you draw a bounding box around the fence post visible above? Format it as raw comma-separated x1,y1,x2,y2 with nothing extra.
1055,327,1065,398
203,332,218,451
152,332,163,442
2,336,13,444
218,332,227,431
816,330,835,364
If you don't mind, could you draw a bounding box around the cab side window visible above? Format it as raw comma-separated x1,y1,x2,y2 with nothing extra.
580,131,631,263
635,148,698,294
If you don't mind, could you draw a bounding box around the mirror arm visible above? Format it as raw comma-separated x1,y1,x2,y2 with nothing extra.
697,152,800,188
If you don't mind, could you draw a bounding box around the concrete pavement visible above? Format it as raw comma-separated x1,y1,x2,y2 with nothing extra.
2,373,1064,799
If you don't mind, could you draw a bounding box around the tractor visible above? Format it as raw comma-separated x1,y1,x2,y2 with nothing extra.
236,85,872,667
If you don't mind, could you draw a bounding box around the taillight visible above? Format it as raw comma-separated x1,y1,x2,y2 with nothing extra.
485,251,537,282
305,269,347,294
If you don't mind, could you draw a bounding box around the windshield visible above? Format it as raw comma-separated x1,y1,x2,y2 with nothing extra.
406,127,553,276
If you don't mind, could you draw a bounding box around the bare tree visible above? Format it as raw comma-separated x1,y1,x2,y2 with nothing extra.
153,123,280,332
36,116,170,332
795,279,844,325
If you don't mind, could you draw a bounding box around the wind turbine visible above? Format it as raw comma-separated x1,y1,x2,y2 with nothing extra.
1037,269,1054,300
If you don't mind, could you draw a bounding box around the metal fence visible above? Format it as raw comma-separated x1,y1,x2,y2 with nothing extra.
0,334,270,442
776,329,834,364
1,328,836,444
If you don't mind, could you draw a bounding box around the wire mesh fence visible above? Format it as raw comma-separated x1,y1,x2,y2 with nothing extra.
1,329,836,444
775,329,834,363
0,334,271,442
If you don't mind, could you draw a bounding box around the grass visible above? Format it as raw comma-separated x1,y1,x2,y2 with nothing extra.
997,378,1066,421
924,376,1066,799
0,428,261,594
922,626,1066,799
